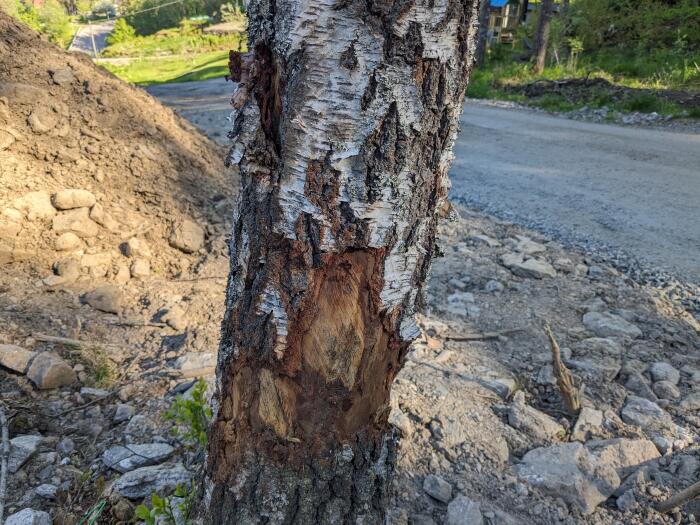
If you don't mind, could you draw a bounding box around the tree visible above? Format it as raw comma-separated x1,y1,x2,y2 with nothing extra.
533,0,554,73
200,0,480,522
476,0,492,67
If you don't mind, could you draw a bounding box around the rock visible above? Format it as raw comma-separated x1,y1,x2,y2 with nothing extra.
9,435,43,473
582,312,641,339
502,253,556,279
173,352,216,378
130,258,150,278
169,220,204,254
49,67,74,85
507,391,564,442
114,403,135,423
35,483,58,499
649,362,680,385
0,128,16,151
114,264,131,284
514,236,546,255
566,357,620,382
652,380,680,400
624,372,658,402
26,353,76,389
585,438,660,474
111,463,193,499
57,438,75,455
483,377,517,399
55,232,82,251
470,234,500,247
83,285,121,314
587,266,604,279
80,387,110,398
0,344,36,374
516,442,620,515
389,407,413,436
44,258,81,287
103,443,175,473
616,489,637,512
484,280,504,293
52,208,99,238
27,107,57,134
52,189,96,210
122,237,151,258
621,396,693,453
124,415,157,437
423,474,452,503
89,203,120,231
680,392,700,411
446,495,483,525
553,257,574,273
4,508,52,525
13,191,56,220
162,305,187,331
0,216,21,238
571,407,603,442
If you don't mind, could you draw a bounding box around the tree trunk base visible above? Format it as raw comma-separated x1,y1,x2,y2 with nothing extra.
201,431,397,525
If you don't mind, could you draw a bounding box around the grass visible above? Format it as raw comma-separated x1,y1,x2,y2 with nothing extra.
467,46,699,117
99,50,231,85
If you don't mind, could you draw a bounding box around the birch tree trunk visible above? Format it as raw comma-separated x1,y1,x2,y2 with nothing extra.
201,0,480,523
533,0,553,73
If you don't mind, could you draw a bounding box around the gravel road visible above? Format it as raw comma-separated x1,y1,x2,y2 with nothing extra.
146,79,700,284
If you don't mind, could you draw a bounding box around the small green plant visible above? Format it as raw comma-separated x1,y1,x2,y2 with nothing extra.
165,378,212,448
134,483,195,525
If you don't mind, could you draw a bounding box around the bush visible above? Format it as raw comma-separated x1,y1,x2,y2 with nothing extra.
106,18,136,45
37,0,73,47
124,0,228,35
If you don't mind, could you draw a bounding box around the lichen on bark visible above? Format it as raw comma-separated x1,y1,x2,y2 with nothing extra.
202,0,480,522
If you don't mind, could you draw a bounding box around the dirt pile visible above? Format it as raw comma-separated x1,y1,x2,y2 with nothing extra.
0,12,233,279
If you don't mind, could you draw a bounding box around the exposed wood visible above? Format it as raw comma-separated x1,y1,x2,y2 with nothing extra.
657,480,700,514
202,0,481,522
545,324,581,415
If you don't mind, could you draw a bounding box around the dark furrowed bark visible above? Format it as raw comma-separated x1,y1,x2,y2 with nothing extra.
201,0,480,522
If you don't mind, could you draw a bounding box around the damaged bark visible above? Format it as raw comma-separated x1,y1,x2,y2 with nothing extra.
202,0,480,522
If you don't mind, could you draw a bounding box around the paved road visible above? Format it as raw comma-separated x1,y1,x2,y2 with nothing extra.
69,20,115,57
145,79,700,283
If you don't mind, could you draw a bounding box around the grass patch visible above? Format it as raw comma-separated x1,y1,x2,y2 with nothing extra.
99,51,231,85
72,345,116,388
530,94,577,112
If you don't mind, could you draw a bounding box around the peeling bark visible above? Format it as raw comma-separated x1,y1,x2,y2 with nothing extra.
203,0,480,522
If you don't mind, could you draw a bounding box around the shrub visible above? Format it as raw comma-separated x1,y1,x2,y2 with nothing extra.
106,18,136,45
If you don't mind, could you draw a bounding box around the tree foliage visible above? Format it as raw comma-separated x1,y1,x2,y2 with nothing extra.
123,0,229,35
106,18,135,45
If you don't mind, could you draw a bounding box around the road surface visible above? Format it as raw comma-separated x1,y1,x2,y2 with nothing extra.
146,79,700,283
69,20,115,57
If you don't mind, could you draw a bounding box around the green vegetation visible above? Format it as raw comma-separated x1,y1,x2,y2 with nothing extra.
100,50,230,84
134,484,196,525
164,378,212,448
1,0,74,48
123,0,244,35
471,0,700,117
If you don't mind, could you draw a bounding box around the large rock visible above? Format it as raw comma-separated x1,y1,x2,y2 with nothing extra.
582,312,641,339
27,107,57,134
501,253,556,279
26,352,76,389
103,443,175,473
13,191,56,220
55,232,82,251
423,474,452,503
571,407,603,442
122,237,152,258
514,236,546,255
111,464,193,499
446,495,483,525
649,362,680,385
516,442,620,515
52,208,99,238
0,344,36,373
173,352,216,378
83,285,121,314
585,438,660,474
49,67,75,85
52,189,96,210
169,220,204,254
5,508,52,525
621,396,694,453
9,435,43,473
507,391,564,442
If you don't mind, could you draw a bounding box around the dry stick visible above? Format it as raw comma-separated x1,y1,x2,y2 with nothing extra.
545,324,581,415
34,333,86,349
0,404,9,525
657,480,700,514
446,328,524,342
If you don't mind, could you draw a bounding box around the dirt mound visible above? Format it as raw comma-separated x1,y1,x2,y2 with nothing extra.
0,13,234,278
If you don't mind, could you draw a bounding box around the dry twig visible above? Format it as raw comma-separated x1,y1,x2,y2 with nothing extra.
657,480,700,514
545,324,581,415
446,328,524,342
